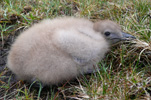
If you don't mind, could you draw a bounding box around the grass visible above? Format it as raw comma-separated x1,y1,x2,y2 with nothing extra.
0,0,151,99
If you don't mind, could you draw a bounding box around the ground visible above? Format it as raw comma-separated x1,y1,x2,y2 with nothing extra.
0,0,151,99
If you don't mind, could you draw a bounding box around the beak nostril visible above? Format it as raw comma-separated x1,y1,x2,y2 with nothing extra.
122,32,136,40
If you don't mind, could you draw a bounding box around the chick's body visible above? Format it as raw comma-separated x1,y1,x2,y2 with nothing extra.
7,17,109,85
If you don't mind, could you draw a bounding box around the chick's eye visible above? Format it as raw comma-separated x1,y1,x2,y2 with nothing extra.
104,32,111,36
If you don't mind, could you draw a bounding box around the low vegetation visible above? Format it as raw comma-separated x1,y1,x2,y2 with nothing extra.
0,0,151,99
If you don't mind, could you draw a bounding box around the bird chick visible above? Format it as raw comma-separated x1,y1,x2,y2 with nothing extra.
7,17,135,85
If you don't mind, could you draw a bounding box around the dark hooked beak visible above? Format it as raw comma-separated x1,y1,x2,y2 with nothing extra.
109,32,136,44
121,32,136,40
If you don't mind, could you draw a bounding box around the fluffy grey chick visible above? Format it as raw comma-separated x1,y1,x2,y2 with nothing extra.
7,17,135,85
